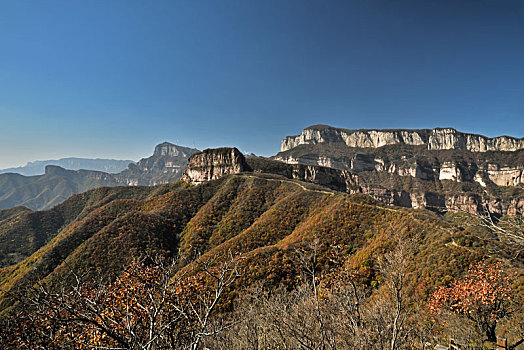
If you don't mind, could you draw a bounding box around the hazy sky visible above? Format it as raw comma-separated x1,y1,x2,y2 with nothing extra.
1,0,523,168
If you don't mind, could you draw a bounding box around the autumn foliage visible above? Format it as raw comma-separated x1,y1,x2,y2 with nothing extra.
1,254,240,349
428,261,511,342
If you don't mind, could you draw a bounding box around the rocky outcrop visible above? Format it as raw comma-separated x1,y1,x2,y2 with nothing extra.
117,143,199,186
483,164,524,187
183,148,249,185
281,125,524,153
244,157,523,215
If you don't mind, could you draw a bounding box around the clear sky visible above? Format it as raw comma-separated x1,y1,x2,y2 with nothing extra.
1,0,523,168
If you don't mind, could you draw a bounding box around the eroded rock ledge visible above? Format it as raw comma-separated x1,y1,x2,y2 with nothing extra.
182,148,249,185
281,125,524,153
183,148,523,216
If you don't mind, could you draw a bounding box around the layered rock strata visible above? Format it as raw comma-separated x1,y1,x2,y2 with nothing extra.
281,125,524,153
183,148,249,185
182,151,523,216
277,126,524,188
276,151,524,187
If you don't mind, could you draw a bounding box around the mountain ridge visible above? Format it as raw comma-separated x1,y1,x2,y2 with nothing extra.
0,157,134,176
0,143,199,210
282,125,524,153
0,171,522,345
180,147,523,216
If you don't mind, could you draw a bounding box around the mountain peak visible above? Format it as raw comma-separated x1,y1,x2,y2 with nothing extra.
153,142,199,157
44,165,72,176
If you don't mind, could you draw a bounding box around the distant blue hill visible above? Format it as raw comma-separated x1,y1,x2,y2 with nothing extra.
0,158,135,176
0,143,199,210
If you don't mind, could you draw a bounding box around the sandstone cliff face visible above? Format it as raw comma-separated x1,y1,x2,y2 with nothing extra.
281,125,524,153
286,165,523,216
277,154,524,187
277,125,524,188
183,148,249,185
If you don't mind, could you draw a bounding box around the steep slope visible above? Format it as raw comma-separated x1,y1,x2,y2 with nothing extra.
0,158,134,176
274,126,524,214
117,143,199,186
281,125,524,153
0,143,199,210
1,173,522,319
0,183,184,267
179,148,523,215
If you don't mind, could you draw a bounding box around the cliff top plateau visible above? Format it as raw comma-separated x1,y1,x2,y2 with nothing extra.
281,125,524,153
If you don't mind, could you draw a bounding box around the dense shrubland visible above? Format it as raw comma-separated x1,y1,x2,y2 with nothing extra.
0,174,522,349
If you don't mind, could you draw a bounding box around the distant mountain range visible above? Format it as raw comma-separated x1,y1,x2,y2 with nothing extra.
0,126,522,214
0,125,522,347
0,158,134,176
0,143,199,210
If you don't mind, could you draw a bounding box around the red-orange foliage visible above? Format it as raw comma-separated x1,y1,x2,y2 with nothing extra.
1,254,240,349
428,261,511,341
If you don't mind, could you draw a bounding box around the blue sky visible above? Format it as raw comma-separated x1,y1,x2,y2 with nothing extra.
0,0,523,168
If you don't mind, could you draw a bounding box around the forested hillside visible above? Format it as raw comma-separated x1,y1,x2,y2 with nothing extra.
0,173,522,348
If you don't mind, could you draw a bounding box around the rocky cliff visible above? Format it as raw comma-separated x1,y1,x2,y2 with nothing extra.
273,126,523,214
118,142,199,186
248,156,523,215
276,146,524,187
281,125,524,153
183,148,249,184
181,151,523,216
277,126,524,188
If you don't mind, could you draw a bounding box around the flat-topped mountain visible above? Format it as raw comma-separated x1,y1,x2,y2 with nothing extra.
277,125,524,187
0,157,134,176
281,125,524,153
183,148,249,184
274,126,524,215
183,142,523,215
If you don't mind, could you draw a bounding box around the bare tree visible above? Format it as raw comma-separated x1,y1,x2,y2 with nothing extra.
1,252,241,349
295,239,335,350
475,205,524,255
376,230,417,350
